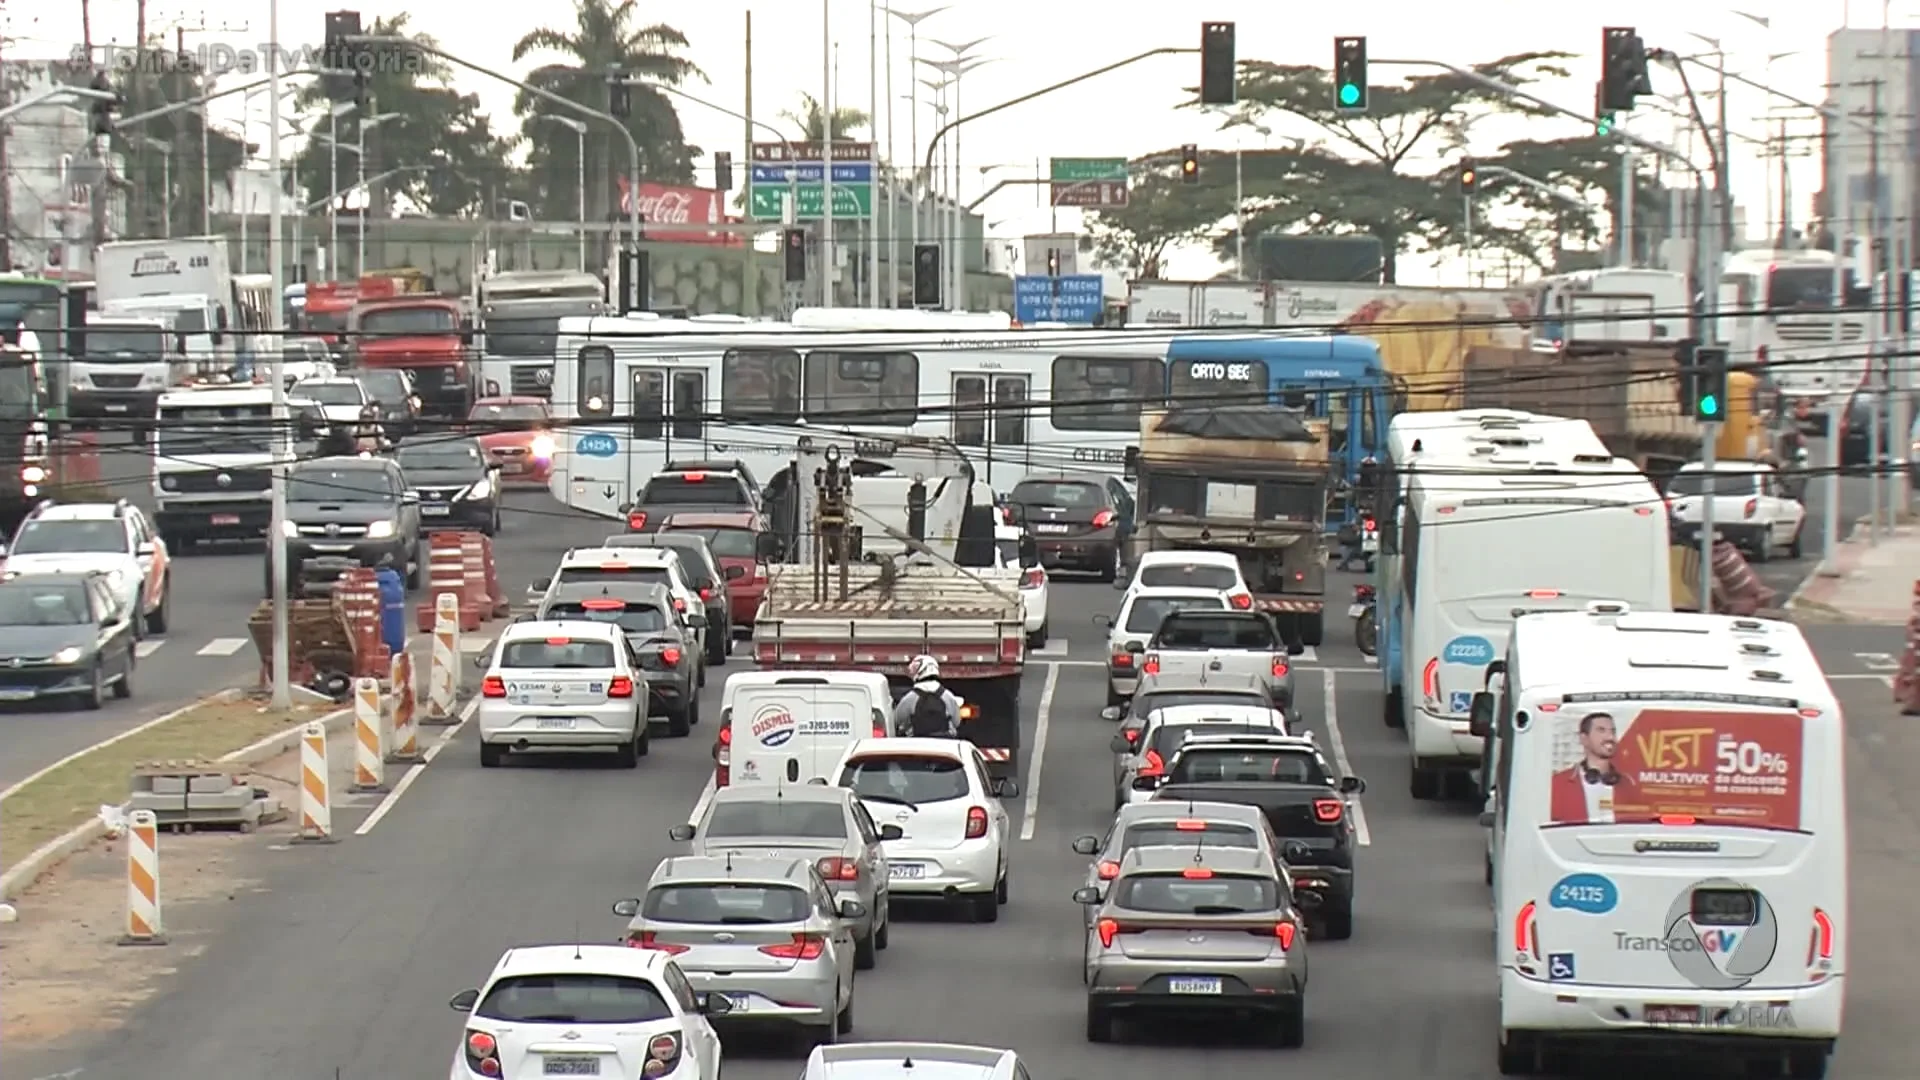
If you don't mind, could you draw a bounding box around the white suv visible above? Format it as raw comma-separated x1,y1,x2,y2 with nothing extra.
475,620,651,768
831,737,1010,923
1666,461,1806,562
3,500,171,636
447,944,726,1080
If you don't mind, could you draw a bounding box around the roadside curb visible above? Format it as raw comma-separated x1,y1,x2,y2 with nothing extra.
1785,513,1876,615
0,692,354,903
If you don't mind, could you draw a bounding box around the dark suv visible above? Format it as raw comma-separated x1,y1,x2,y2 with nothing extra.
622,466,757,533
278,456,423,596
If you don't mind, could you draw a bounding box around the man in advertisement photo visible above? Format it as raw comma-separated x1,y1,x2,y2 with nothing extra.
1551,712,1640,823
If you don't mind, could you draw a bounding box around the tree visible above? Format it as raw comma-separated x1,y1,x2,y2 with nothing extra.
511,0,704,225
407,88,521,217
778,93,868,141
1475,134,1670,270
1085,150,1235,278
105,51,249,238
1204,51,1572,280
1216,147,1463,273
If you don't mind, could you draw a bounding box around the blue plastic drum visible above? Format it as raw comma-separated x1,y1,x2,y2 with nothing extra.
375,567,406,656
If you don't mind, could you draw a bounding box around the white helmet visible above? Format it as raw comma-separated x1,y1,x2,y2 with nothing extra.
908,655,940,682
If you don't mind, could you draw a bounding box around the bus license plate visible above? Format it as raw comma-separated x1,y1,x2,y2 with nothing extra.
1168,977,1221,994
211,514,240,526
1645,1004,1701,1024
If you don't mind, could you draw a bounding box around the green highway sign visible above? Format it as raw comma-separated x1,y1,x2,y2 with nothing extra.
1049,157,1128,183
749,183,875,221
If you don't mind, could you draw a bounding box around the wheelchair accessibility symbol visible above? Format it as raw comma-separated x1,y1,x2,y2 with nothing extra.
1548,953,1576,981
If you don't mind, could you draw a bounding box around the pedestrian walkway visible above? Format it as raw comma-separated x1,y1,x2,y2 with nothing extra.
1792,520,1920,623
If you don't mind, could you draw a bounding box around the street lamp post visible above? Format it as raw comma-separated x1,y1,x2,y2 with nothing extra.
1230,121,1273,276
327,101,356,275
886,6,948,309
539,115,590,271
138,136,172,238
921,46,991,309
267,0,291,712
357,110,401,276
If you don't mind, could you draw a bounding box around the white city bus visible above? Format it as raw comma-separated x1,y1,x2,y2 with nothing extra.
1482,609,1844,1078
1719,249,1870,418
547,315,1180,518
1398,455,1670,800
1376,410,1614,729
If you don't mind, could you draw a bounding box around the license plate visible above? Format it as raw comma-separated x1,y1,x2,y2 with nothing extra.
535,717,575,730
1035,523,1070,534
889,863,925,879
543,1057,600,1076
421,505,450,515
1348,603,1367,617
506,464,526,474
106,403,129,412
722,993,750,1012
1168,976,1222,995
1645,1004,1701,1024
211,514,240,526
0,687,35,701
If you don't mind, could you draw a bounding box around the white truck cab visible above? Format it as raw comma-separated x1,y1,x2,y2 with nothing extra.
67,315,188,427
714,670,893,789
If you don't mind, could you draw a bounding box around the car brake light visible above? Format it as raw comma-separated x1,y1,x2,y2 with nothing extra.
759,932,826,960
581,598,625,610
1182,868,1213,879
1743,498,1758,518
1096,917,1120,948
1271,655,1289,677
816,857,859,881
698,586,712,601
1142,653,1160,675
481,676,506,698
1229,593,1252,609
1139,749,1165,777
1514,900,1540,959
1266,920,1297,950
1524,589,1560,599
1000,506,1014,523
1097,860,1120,880
673,597,687,612
1658,814,1696,826
626,512,646,531
1174,819,1206,831
608,676,634,698
659,647,682,666
1092,509,1115,529
1111,652,1133,669
1022,568,1045,588
545,636,571,645
1811,908,1835,962
682,472,706,481
465,1030,502,1077
1362,518,1375,532
965,806,989,839
632,931,689,955
600,562,629,571
644,1033,681,1079
1313,798,1344,823
1422,658,1440,701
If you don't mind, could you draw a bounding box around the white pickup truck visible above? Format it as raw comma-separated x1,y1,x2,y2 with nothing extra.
1141,609,1297,709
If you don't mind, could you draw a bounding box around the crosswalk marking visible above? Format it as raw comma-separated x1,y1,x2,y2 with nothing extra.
1855,652,1900,671
134,640,166,659
196,637,249,657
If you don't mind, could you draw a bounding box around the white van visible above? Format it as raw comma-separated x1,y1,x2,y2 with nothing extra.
1481,608,1844,1078
1398,456,1670,800
715,671,893,788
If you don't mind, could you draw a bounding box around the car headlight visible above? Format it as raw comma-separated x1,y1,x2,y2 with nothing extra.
531,435,555,458
106,568,126,591
158,475,178,491
462,476,492,500
281,519,299,538
20,465,45,484
366,519,395,539
51,646,83,664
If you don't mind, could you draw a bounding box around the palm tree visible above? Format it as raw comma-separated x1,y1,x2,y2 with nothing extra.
779,93,869,142
512,0,704,228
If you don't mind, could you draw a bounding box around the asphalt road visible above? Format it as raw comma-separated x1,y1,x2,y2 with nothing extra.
7,532,1919,1080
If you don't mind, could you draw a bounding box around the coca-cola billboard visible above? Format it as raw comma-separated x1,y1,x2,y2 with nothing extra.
615,178,741,247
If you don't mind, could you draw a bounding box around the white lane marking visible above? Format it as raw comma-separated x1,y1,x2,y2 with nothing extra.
134,640,166,658
1855,652,1899,671
196,637,248,657
1018,662,1061,842
1029,641,1070,657
1320,668,1370,847
354,697,477,836
1293,646,1318,664
460,636,494,654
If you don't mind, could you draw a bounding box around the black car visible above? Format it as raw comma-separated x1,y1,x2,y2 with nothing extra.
1007,473,1131,581
537,581,700,735
622,467,756,533
600,532,730,664
278,456,423,596
394,435,501,535
355,368,421,439
0,571,137,708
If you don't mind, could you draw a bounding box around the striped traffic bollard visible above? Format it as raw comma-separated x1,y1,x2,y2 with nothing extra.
350,677,387,793
424,592,461,724
118,809,166,945
294,722,335,844
386,651,423,763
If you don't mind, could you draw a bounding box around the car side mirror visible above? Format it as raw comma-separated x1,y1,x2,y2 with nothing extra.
1071,835,1099,856
401,492,420,505
611,898,641,917
836,898,867,920
532,578,551,592
1339,776,1365,794
695,992,732,1016
101,614,117,628
667,824,695,842
879,824,904,841
754,532,782,561
1125,641,1145,654
471,653,490,669
687,614,708,629
1281,840,1312,864
1071,887,1102,905
1130,775,1162,792
1092,614,1112,629
135,541,154,557
1099,705,1122,722
1108,733,1134,754
724,564,747,581
989,776,1019,798
448,988,480,1012
1479,811,1496,828
1468,692,1496,739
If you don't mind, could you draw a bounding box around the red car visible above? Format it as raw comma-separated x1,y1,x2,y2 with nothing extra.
466,397,554,486
658,511,768,629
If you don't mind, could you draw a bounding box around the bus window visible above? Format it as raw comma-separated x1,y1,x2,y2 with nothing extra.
952,375,987,446
992,376,1028,445
630,368,665,439
1050,356,1163,432
1360,389,1378,453
803,351,918,426
576,345,613,416
719,348,801,422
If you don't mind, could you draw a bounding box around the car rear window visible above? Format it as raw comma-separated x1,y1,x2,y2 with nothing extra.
1122,821,1259,851
1155,613,1277,649
542,601,669,635
1138,563,1238,590
1010,481,1104,507
1114,873,1279,915
640,475,751,506
1133,691,1269,716
1668,471,1761,498
1147,721,1278,760
1123,594,1227,634
642,883,812,924
475,974,672,1024
1166,748,1330,785
663,526,758,560
498,639,617,668
557,566,674,592
704,800,848,839
839,755,968,805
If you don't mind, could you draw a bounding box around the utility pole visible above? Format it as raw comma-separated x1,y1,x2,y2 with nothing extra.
1864,75,1886,542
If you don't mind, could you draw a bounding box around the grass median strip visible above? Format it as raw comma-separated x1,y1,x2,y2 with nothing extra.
1,698,335,864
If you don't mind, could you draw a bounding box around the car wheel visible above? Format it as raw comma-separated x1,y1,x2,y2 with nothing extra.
1096,546,1118,583
113,646,135,699
996,868,1009,905
685,696,701,727
854,929,877,970
1272,996,1306,1048
479,743,504,768
1320,905,1353,940
1084,1001,1112,1043
79,663,105,711
970,889,998,923
614,734,639,769
1751,536,1772,563
1026,621,1048,649
667,704,692,738
1789,523,1804,559
836,991,854,1035
874,901,889,949
707,625,728,667
146,580,170,635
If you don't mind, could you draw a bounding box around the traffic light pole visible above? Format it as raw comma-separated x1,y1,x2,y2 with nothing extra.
1698,423,1717,612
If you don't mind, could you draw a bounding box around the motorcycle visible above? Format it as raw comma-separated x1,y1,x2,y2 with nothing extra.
1350,583,1377,657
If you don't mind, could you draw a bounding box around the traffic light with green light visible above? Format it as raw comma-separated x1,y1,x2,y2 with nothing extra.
1691,346,1729,422
1596,112,1615,136
1334,36,1367,112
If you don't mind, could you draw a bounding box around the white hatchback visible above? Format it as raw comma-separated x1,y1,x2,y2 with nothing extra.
994,523,1049,648
831,737,1010,923
1121,549,1252,605
447,944,727,1080
476,620,650,768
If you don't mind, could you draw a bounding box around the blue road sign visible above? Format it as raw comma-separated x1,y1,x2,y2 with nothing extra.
1013,274,1104,324
749,162,874,185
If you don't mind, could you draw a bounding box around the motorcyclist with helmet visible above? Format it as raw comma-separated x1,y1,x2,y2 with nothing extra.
893,655,963,738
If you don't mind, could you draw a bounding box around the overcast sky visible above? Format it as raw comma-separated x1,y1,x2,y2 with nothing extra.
7,0,1896,283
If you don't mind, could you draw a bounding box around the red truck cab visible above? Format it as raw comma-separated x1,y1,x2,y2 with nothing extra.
300,282,358,351
347,290,478,419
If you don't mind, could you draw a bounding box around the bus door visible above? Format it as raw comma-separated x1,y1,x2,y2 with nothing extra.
629,365,708,459
951,373,1031,477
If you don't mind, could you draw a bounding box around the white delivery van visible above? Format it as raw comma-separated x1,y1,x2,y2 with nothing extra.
715,671,893,788
1481,608,1844,1079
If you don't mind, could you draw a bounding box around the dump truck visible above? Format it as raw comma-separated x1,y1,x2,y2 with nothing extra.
347,287,478,419
1128,404,1334,648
